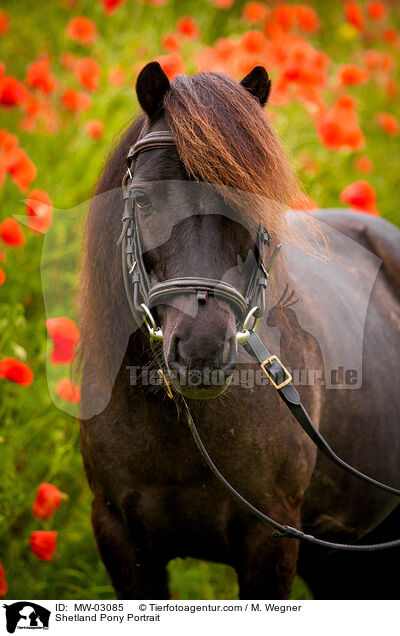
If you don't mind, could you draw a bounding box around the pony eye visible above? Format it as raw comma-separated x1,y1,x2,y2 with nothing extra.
134,191,151,209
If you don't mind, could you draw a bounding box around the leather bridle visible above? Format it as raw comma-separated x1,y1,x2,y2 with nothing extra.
119,126,400,551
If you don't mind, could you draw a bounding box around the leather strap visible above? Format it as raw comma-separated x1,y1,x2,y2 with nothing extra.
243,330,400,497
148,277,248,319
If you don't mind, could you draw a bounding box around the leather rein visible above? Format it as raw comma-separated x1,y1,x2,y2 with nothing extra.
119,127,400,552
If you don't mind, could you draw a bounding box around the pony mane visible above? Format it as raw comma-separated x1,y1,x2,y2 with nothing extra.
164,72,304,242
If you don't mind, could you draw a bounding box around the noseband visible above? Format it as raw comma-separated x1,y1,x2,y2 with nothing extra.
118,125,400,552
118,128,279,343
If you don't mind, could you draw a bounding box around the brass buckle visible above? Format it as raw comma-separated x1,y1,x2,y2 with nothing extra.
260,355,292,390
157,369,174,399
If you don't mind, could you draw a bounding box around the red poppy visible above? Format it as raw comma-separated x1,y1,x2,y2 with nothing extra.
61,88,92,112
85,119,103,139
295,6,320,33
26,59,56,94
162,33,181,52
337,64,369,86
0,75,29,107
0,267,5,285
29,531,57,562
177,16,200,40
100,0,127,14
239,30,268,56
25,189,53,233
345,1,364,31
209,0,234,8
0,10,10,36
355,155,374,173
242,2,269,23
66,17,97,45
32,483,63,520
0,358,34,386
1,144,37,192
56,378,81,403
0,560,7,597
366,1,387,20
109,66,125,86
340,180,379,215
317,95,365,151
0,218,25,246
364,50,394,72
382,28,399,44
75,57,100,92
376,112,399,135
46,317,80,365
155,53,185,81
385,79,397,99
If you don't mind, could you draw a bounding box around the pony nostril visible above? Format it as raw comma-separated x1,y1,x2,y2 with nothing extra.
168,336,183,369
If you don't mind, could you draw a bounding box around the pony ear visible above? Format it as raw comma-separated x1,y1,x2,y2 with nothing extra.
136,61,170,119
240,66,271,107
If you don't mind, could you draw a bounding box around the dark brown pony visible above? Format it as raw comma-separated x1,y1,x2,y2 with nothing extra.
79,62,400,599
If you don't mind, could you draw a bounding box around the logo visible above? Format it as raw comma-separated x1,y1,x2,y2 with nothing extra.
3,603,50,634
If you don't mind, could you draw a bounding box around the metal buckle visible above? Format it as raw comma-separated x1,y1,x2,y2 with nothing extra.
260,355,292,390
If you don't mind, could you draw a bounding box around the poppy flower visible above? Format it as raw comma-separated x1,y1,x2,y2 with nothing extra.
56,378,81,403
46,317,80,365
162,33,181,52
295,6,320,33
0,75,29,107
0,10,10,36
61,88,92,112
176,16,200,39
26,59,56,94
0,218,25,246
75,57,100,92
109,66,125,86
317,95,365,151
345,1,364,31
0,358,34,386
25,189,53,233
337,64,369,86
382,28,399,44
366,1,387,20
355,155,374,173
376,112,399,136
364,50,394,72
0,561,7,597
1,144,37,192
239,30,268,56
242,2,269,23
144,0,170,5
29,531,57,562
75,57,100,91
0,267,5,285
340,180,379,215
32,483,63,520
66,17,97,45
209,0,234,8
155,53,185,81
100,0,127,14
85,119,103,139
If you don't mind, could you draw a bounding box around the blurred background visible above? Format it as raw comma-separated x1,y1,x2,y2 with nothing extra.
0,0,399,599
